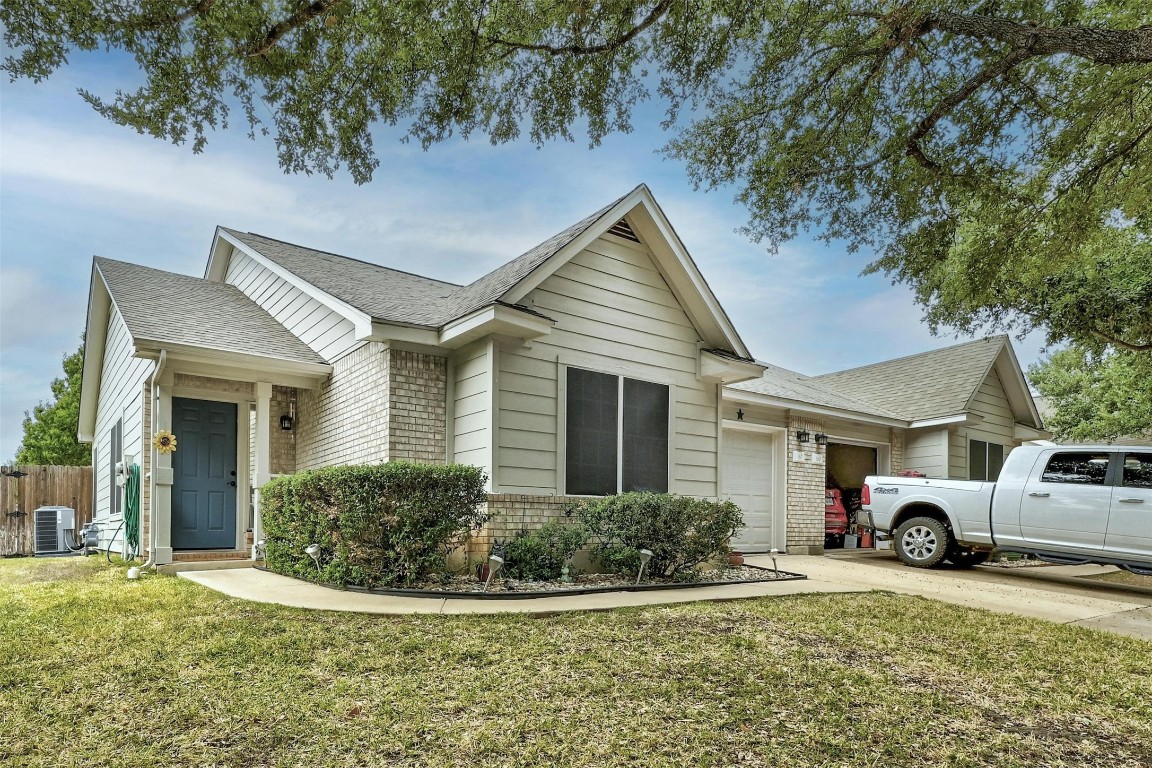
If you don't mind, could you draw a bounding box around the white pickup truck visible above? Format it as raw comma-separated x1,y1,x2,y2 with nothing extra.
859,445,1152,573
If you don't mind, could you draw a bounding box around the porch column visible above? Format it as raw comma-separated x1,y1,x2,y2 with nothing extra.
252,382,272,559
152,371,174,565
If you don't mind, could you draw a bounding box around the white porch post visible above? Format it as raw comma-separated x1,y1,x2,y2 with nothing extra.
153,371,174,565
252,382,272,559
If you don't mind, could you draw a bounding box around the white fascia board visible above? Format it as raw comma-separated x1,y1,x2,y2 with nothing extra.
77,263,111,443
1014,423,1053,441
214,229,375,338
909,413,983,429
133,340,332,386
699,351,766,384
439,305,555,349
724,389,908,427
367,321,442,346
203,227,233,282
997,344,1045,428
501,188,644,305
625,194,752,358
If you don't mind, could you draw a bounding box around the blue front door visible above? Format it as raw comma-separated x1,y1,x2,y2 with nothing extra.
172,398,238,549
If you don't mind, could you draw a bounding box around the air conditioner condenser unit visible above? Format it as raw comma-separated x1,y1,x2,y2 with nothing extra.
33,506,76,555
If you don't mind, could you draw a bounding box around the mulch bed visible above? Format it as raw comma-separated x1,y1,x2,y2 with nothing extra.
262,564,806,600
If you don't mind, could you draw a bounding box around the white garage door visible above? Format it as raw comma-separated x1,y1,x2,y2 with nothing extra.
722,429,777,552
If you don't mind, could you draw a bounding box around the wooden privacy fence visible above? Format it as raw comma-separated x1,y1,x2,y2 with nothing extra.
1,465,93,556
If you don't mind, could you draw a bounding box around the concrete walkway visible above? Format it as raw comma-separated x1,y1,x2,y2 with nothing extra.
178,553,1152,639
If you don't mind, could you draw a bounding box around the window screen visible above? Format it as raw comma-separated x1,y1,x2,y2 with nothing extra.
969,440,988,481
109,419,122,515
1122,453,1152,489
622,378,669,492
565,368,619,496
988,443,1005,480
1041,452,1109,485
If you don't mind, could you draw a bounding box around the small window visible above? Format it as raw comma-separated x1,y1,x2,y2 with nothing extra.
565,367,669,495
1122,453,1152,489
108,420,122,515
969,439,1007,482
1041,452,1109,485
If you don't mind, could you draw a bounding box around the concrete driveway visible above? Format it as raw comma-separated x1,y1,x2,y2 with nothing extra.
753,550,1152,641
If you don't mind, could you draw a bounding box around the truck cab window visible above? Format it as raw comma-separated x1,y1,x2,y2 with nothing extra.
1040,452,1109,485
1122,453,1152,489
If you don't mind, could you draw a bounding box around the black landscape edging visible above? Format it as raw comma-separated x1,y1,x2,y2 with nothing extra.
255,564,807,600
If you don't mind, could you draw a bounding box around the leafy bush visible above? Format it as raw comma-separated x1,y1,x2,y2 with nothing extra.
501,520,589,581
576,493,743,578
260,462,489,587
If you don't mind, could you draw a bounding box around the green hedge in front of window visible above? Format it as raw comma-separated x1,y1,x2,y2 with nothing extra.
260,462,489,587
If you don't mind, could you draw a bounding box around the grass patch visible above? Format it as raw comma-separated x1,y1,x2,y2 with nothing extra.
2,557,1150,767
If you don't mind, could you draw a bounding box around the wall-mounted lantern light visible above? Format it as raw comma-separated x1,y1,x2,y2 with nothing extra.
795,429,811,443
814,433,828,446
280,400,296,431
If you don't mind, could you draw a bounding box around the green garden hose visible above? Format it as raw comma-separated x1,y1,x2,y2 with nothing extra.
124,464,141,560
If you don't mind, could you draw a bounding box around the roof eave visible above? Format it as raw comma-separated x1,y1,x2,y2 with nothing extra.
439,304,556,349
77,261,112,444
723,388,909,427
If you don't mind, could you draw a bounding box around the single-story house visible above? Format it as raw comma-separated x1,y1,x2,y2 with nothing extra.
78,185,1046,565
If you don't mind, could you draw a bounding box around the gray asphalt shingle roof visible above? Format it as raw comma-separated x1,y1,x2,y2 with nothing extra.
729,363,906,420
95,257,327,365
812,336,1007,421
221,188,631,328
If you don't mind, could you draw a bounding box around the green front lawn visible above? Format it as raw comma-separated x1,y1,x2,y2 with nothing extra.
2,557,1148,767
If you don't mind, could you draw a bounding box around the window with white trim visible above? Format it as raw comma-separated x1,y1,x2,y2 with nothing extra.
969,439,1006,481
565,367,669,495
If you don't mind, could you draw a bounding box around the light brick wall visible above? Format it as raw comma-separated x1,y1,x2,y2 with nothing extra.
471,493,584,564
296,343,390,468
386,349,446,464
786,414,826,553
890,428,905,473
269,386,297,475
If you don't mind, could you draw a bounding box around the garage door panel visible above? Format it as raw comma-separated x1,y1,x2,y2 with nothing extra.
723,429,777,552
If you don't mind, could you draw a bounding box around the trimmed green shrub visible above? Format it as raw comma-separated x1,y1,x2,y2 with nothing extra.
576,492,743,578
500,520,589,581
260,462,489,587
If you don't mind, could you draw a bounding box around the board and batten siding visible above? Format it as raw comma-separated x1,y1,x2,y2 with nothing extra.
92,306,151,550
494,235,719,497
224,249,359,362
950,368,1017,479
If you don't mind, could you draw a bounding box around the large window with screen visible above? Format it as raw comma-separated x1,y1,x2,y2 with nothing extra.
969,439,1006,481
565,367,669,495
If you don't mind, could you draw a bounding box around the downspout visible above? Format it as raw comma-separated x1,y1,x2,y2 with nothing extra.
139,349,167,570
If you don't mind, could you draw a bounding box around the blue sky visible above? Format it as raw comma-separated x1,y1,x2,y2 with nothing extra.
0,50,1048,461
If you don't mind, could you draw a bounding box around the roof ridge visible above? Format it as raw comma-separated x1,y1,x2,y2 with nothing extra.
233,230,464,289
814,335,1007,379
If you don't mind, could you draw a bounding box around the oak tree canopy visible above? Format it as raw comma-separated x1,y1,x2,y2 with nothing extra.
5,1,1150,438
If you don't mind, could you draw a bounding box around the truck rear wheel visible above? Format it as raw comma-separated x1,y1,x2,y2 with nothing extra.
894,516,951,568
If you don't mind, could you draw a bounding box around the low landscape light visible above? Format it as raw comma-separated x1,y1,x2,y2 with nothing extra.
636,548,654,585
304,543,322,575
770,548,779,577
483,554,504,592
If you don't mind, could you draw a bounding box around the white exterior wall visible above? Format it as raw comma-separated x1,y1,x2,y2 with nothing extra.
224,250,359,362
92,307,151,550
950,368,1018,478
494,235,719,497
452,339,491,479
903,427,949,478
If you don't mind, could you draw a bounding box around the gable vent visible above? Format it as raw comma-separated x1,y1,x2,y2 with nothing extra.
607,219,641,243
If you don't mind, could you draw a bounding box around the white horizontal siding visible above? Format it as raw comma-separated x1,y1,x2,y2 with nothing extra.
224,250,358,361
93,307,151,551
452,340,490,478
952,369,1018,478
904,427,948,478
496,236,718,496
825,419,889,445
